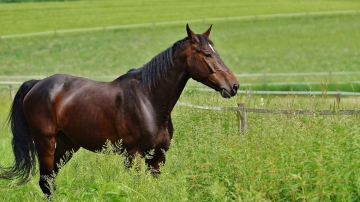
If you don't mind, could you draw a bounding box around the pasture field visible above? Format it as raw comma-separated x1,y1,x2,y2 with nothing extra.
0,89,360,201
1,1,360,200
1,0,360,36
1,14,360,91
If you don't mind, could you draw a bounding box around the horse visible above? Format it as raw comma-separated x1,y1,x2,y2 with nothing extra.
0,24,239,197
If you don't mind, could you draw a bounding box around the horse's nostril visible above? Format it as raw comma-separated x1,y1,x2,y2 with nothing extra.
233,84,239,91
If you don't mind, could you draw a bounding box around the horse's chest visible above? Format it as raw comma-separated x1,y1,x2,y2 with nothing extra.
116,94,173,152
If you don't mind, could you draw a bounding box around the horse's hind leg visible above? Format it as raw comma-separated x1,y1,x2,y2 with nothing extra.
25,114,58,196
32,130,80,197
53,131,80,175
31,132,57,196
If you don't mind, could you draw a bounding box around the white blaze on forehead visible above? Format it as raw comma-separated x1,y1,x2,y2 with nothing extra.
209,43,215,53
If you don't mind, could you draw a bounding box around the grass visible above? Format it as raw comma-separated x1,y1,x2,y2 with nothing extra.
1,1,360,200
1,0,360,36
0,89,359,201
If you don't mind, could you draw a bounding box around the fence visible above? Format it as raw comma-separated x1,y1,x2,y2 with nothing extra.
177,102,360,136
1,9,358,39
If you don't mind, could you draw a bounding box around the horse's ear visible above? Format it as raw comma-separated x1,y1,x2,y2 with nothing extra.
186,24,198,43
203,24,212,38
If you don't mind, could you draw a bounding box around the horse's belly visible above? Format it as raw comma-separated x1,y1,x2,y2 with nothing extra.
58,115,121,152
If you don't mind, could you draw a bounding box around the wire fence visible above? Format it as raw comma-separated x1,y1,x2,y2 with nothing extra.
177,102,360,135
1,9,358,39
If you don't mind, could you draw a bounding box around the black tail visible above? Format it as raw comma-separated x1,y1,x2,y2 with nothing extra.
0,80,40,184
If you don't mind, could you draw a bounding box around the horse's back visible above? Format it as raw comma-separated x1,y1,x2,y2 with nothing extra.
22,73,150,151
23,74,118,144
24,74,103,112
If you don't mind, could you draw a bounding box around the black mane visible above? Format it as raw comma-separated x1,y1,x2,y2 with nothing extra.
138,35,212,90
140,38,187,90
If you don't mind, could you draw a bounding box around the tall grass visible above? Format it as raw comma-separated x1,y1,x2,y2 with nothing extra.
0,90,359,201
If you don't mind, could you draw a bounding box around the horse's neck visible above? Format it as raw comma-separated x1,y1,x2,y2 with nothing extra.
147,64,189,112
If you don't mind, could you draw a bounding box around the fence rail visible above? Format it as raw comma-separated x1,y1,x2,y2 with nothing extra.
1,9,358,39
177,102,360,115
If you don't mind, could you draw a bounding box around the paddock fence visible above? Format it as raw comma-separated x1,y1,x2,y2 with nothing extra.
177,102,360,136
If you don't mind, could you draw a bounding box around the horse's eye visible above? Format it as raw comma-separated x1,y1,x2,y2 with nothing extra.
205,54,212,58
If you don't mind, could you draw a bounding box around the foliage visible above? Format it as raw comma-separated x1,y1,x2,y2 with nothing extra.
0,90,359,201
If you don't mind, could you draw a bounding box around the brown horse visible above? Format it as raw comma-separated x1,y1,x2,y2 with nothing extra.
0,24,239,197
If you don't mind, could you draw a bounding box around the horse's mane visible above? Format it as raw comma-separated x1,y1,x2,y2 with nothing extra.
132,35,212,90
140,38,187,90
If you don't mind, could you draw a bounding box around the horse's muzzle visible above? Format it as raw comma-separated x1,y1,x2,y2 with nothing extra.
220,83,239,98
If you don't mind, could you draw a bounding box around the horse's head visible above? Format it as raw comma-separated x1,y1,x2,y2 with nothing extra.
183,24,239,98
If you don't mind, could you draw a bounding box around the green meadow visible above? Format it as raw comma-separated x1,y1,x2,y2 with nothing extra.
1,0,360,201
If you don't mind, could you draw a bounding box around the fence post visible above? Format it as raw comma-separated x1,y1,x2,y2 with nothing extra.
9,85,15,101
336,89,341,108
329,71,332,83
237,103,247,136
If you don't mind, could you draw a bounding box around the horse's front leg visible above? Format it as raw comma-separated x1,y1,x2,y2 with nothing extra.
145,124,172,176
145,148,166,176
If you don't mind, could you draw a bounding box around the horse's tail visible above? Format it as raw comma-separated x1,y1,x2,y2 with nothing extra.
0,80,39,184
